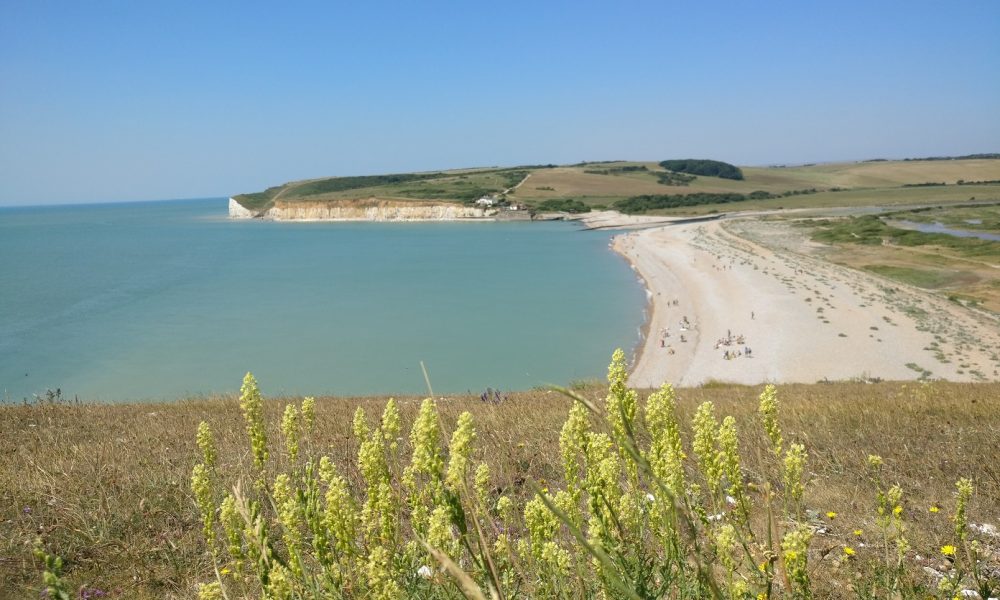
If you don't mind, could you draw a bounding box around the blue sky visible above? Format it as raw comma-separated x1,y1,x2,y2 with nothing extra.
1,1,998,205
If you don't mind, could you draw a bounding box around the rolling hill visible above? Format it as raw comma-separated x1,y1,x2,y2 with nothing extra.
231,157,1000,216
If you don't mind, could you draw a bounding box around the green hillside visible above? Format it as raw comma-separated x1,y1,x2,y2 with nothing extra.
232,157,1000,215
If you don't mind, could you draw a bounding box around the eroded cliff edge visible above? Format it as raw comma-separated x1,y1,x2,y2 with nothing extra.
228,197,496,221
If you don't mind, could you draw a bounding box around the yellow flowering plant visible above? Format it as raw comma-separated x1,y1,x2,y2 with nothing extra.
179,354,994,600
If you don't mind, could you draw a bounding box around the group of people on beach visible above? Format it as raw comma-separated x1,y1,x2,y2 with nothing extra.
658,313,692,355
723,347,752,360
716,329,752,360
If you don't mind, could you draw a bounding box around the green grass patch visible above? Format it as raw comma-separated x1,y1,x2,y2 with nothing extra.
862,265,968,289
285,172,445,198
811,215,1000,258
889,203,1000,232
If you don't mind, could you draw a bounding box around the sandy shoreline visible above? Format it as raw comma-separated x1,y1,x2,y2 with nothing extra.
599,216,1000,387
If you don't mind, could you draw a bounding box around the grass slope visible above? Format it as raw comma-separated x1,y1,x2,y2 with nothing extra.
4,380,999,598
232,158,1000,215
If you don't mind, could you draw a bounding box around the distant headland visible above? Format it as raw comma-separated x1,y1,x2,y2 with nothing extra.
228,156,1000,221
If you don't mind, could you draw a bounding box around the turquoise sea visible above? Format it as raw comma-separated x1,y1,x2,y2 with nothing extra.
0,199,645,402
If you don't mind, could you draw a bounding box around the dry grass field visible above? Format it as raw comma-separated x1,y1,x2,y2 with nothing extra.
514,166,671,198
510,159,1000,206
4,379,999,598
767,159,1000,188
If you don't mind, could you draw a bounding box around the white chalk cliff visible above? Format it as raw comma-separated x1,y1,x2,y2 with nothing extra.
228,197,258,219
228,198,495,221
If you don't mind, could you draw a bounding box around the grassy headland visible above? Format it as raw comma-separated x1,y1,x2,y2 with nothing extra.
231,157,1000,217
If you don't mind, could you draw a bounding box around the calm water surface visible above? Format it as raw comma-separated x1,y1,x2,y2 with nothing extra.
890,219,1000,241
0,199,645,401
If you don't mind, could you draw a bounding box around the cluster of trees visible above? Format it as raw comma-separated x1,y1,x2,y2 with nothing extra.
756,188,819,198
614,193,747,213
656,171,696,186
613,187,824,214
903,179,1000,188
584,165,649,175
903,153,1000,161
958,179,1000,185
659,159,744,180
534,198,591,213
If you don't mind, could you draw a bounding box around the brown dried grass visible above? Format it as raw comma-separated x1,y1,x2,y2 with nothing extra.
2,380,998,598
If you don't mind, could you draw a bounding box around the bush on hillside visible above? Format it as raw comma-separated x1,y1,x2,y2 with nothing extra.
534,198,591,213
659,159,744,180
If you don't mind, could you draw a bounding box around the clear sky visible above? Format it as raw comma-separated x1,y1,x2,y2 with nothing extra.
1,1,998,206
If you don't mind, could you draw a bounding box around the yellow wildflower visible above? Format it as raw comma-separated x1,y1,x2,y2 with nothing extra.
758,384,783,456
445,411,476,491
781,525,813,593
190,463,214,544
239,372,268,472
197,582,223,600
606,348,638,472
893,505,902,516
940,544,956,556
300,396,316,434
843,546,855,557
280,404,300,462
644,383,685,497
929,505,940,513
692,402,721,494
717,416,746,513
826,511,837,519
783,443,808,507
853,529,863,537
196,421,217,468
219,494,244,566
954,478,973,542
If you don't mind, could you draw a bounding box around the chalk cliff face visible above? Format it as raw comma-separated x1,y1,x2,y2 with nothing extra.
228,198,495,221
228,197,258,219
